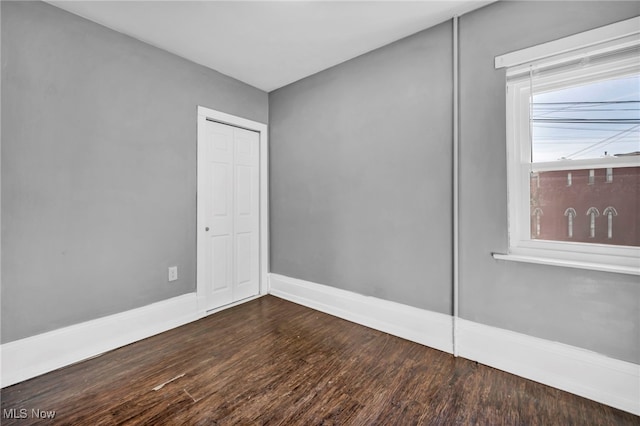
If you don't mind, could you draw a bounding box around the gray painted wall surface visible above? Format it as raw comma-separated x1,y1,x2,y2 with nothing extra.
270,1,639,363
459,1,640,364
1,1,267,343
269,22,453,314
3,0,638,366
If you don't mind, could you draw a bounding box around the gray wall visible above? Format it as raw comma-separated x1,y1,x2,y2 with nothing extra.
269,1,639,363
459,1,640,364
3,0,638,365
269,22,453,314
1,1,268,343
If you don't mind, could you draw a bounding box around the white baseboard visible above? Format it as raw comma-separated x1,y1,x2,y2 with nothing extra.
1,293,202,388
269,273,639,416
456,319,640,415
268,273,454,354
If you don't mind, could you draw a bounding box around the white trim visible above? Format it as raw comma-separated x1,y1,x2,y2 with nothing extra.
268,273,453,354
196,106,269,313
504,41,640,273
197,107,268,135
495,16,640,69
492,252,640,275
1,293,201,388
452,15,460,357
457,319,640,415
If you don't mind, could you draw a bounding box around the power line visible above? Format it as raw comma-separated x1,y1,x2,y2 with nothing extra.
533,125,635,131
532,100,640,105
564,124,640,159
533,108,639,112
532,119,640,123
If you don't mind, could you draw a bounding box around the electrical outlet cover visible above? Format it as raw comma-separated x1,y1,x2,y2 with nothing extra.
168,266,178,282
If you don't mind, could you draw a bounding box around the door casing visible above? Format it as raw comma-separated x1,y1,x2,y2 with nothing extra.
196,106,269,313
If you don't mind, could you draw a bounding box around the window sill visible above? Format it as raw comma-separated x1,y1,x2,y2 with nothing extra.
492,253,640,276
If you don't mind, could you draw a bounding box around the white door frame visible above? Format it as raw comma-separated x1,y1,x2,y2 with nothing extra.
196,106,269,314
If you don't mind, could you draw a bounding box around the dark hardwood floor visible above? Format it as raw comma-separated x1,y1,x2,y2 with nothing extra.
1,295,637,425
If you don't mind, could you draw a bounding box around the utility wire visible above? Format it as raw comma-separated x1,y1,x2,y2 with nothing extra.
533,100,640,105
563,124,640,159
532,119,640,123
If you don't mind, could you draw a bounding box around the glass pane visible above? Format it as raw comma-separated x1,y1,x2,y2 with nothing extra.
530,166,639,246
531,74,640,163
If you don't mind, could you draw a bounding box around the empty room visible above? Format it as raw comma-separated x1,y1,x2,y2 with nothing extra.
1,0,639,424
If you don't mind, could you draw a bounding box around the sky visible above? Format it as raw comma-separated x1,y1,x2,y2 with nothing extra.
531,73,640,163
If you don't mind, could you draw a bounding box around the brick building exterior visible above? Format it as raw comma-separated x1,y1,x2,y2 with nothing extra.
531,165,639,247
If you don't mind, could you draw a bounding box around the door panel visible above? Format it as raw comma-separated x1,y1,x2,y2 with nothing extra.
207,122,234,307
211,236,231,291
236,232,252,285
212,165,229,217
201,120,260,310
233,127,259,301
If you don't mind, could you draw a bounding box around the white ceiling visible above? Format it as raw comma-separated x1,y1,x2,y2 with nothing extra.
47,1,494,92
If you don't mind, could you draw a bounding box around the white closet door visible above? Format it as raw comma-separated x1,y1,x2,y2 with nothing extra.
201,120,260,311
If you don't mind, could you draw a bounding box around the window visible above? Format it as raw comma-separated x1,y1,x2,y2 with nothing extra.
495,17,640,275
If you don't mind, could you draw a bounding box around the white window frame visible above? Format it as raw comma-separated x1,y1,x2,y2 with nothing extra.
495,17,640,275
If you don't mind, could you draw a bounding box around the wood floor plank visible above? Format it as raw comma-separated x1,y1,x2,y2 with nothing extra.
1,295,637,425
